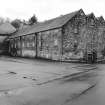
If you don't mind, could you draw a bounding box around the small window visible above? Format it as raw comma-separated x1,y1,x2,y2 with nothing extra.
74,28,78,34
80,12,84,16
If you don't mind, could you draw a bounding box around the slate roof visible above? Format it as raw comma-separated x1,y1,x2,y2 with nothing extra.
0,23,16,35
10,9,83,38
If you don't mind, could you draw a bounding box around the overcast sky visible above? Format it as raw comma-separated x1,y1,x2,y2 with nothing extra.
0,0,105,21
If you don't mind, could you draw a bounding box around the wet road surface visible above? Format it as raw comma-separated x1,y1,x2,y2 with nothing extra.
0,57,104,105
66,64,105,105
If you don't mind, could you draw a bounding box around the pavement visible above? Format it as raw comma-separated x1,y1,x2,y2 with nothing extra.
0,56,97,105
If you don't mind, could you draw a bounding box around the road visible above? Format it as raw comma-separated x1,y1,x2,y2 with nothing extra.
0,56,103,105
68,64,105,105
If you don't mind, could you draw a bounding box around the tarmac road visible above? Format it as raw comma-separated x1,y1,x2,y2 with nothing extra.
0,56,101,105
66,64,105,105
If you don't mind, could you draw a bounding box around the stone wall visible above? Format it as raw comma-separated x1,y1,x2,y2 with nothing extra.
9,34,37,57
62,12,105,61
62,10,86,60
21,34,36,57
84,15,105,59
9,37,22,56
8,10,105,62
37,28,62,60
0,36,8,54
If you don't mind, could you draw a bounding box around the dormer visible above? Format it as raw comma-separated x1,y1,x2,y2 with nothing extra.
78,9,85,16
97,16,105,26
86,13,96,26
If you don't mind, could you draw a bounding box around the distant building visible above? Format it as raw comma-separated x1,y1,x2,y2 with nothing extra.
0,23,16,54
8,9,105,63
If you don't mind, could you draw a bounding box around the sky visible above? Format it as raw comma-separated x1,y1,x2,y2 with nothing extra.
0,0,105,21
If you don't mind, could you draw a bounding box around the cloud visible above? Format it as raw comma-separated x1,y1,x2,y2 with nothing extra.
0,0,104,21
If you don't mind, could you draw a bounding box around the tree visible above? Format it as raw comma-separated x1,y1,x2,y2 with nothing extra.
0,17,5,25
11,19,22,29
5,17,11,23
0,17,11,25
29,14,37,25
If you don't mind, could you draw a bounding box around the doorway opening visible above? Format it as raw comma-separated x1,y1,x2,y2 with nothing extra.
87,51,97,63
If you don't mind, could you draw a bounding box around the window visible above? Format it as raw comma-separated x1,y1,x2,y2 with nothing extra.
74,28,78,34
81,12,84,16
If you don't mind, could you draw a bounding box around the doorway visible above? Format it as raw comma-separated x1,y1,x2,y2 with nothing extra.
87,51,97,63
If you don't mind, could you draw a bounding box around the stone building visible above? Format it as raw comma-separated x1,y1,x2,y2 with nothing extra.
9,9,86,60
8,9,105,62
81,13,98,62
96,16,105,59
